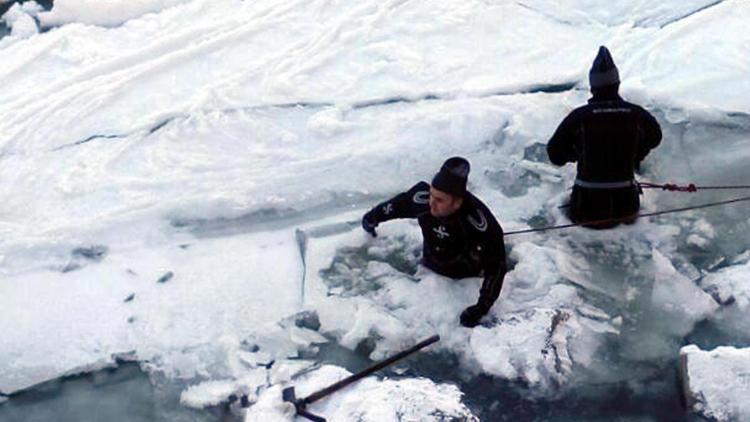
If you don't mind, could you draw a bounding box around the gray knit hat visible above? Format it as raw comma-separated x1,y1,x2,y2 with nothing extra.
589,46,620,89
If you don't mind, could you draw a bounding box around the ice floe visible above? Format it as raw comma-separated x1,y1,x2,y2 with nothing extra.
681,344,750,422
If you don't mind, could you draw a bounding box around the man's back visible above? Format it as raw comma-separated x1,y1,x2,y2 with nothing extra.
548,96,662,183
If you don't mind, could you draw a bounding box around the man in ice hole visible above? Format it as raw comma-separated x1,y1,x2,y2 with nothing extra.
361,157,507,328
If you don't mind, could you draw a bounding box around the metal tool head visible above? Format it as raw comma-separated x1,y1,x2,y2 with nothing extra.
282,386,297,403
282,386,326,422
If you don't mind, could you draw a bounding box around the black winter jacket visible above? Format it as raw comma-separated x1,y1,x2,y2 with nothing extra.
547,93,662,225
366,182,507,311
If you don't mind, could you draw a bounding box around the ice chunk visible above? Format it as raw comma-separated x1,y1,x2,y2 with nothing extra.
38,0,191,27
687,234,710,248
698,258,750,341
9,11,37,38
287,326,328,347
238,351,273,369
181,379,244,409
21,2,44,14
685,218,716,248
268,360,318,386
246,365,477,422
471,308,581,389
2,3,40,38
701,258,750,309
693,218,716,239
179,367,266,409
651,249,718,332
680,345,750,421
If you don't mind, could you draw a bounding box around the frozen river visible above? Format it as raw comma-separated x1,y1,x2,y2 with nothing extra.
2,0,750,420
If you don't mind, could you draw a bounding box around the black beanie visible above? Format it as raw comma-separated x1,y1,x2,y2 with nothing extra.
431,157,470,197
589,46,620,89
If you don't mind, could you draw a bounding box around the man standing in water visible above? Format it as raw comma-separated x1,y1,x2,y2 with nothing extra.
361,157,507,328
547,46,662,228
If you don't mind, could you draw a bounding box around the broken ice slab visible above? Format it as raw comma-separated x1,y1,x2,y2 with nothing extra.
700,259,750,308
238,351,273,369
680,344,750,422
180,367,267,409
246,365,477,421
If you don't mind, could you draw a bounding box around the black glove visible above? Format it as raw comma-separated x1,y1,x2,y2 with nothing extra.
361,211,378,237
459,304,488,328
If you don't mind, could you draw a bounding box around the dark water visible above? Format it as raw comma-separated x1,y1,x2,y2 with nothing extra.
0,363,240,422
312,340,705,422
0,335,723,422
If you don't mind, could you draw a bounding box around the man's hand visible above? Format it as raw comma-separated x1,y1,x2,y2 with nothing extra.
459,304,488,328
361,211,378,237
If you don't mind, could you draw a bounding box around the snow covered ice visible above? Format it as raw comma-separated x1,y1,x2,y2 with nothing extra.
2,0,750,420
680,345,750,421
246,365,477,422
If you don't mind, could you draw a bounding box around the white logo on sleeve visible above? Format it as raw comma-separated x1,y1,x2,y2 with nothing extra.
412,191,430,204
468,210,488,232
382,203,394,215
433,225,450,239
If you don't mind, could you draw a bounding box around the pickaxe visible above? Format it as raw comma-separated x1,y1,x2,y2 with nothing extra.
282,334,440,421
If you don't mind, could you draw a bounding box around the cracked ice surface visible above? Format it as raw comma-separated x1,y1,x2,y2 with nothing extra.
1,0,750,419
0,231,304,393
303,220,718,392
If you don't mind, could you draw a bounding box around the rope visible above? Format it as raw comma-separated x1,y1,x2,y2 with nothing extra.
638,181,750,192
504,194,750,237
